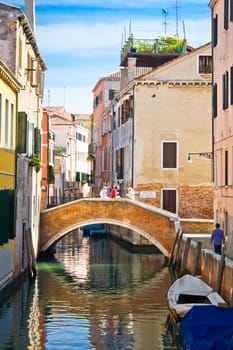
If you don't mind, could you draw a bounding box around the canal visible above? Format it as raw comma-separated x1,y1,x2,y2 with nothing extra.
0,229,183,349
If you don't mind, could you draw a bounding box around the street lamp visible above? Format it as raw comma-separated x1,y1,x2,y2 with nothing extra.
187,152,213,163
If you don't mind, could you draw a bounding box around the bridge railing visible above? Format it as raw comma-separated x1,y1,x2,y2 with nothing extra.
48,194,85,208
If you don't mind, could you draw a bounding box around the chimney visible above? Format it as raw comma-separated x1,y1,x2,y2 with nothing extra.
25,0,35,34
127,57,137,82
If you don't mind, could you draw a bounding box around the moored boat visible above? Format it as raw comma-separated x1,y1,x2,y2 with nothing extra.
82,224,106,236
180,305,233,350
90,228,107,238
167,274,227,324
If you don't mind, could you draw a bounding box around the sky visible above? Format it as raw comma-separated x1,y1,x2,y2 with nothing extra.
12,1,211,114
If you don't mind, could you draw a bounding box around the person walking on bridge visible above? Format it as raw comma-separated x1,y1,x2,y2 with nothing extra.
210,223,225,255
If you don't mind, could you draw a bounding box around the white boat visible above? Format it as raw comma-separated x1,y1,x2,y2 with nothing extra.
167,274,227,323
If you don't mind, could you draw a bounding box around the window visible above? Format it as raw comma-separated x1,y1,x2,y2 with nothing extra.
213,15,218,47
27,53,32,82
224,0,229,29
76,132,82,141
223,71,229,110
31,58,38,88
109,89,115,100
36,68,44,97
198,56,212,74
162,189,177,213
162,142,177,169
116,148,124,179
5,99,9,148
213,83,218,118
18,38,22,69
225,150,228,186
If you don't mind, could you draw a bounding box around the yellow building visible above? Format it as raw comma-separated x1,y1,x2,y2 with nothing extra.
0,59,21,285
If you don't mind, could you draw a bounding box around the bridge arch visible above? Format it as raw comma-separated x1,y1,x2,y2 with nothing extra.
39,199,179,257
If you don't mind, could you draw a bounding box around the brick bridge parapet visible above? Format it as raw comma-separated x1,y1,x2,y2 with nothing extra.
39,198,179,257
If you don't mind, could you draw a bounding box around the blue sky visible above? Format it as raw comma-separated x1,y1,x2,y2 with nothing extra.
12,1,211,114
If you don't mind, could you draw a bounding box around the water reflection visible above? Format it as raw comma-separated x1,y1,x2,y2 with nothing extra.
0,230,183,349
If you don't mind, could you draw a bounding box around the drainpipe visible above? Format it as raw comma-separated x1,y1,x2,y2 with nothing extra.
211,7,214,184
110,104,115,189
132,85,135,188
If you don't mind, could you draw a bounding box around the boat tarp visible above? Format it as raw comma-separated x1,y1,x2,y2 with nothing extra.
180,305,233,350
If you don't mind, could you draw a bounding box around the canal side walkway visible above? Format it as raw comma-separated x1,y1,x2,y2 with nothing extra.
171,231,233,306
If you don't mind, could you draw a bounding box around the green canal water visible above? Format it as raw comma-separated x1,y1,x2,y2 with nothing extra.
0,230,184,349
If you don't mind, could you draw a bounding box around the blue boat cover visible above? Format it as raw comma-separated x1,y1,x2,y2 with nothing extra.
180,305,233,350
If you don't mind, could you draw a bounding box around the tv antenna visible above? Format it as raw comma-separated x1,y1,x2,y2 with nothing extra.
174,0,181,37
162,8,168,35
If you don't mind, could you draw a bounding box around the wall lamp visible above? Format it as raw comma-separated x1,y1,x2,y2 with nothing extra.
188,152,213,162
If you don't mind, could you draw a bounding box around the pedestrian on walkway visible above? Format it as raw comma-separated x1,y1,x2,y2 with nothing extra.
210,223,225,255
110,185,118,199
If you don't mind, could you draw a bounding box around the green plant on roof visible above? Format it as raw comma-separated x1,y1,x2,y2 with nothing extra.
158,35,184,53
137,41,155,53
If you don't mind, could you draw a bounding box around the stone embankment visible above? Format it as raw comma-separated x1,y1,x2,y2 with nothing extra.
169,231,233,305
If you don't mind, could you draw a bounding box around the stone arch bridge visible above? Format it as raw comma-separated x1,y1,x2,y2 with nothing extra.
39,198,179,257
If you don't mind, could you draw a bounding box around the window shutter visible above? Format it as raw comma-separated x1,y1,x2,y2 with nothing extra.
225,150,229,186
213,83,218,118
34,127,41,159
9,190,15,239
231,66,233,105
223,72,229,110
163,142,177,168
76,172,80,182
17,112,27,153
109,89,114,100
0,190,15,244
231,0,233,21
224,0,229,29
31,59,38,87
213,15,218,47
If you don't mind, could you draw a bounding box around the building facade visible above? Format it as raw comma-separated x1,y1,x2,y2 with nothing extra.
92,72,120,196
110,43,214,226
0,2,46,285
209,0,233,257
0,59,21,290
45,107,91,203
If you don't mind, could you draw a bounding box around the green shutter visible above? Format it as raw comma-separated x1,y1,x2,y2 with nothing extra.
17,112,27,153
34,127,41,159
0,190,15,244
76,172,80,182
9,190,15,239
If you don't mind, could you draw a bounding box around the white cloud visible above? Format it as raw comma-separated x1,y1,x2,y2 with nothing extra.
37,18,210,56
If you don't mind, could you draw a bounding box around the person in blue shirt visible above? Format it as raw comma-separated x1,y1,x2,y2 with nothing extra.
210,223,225,255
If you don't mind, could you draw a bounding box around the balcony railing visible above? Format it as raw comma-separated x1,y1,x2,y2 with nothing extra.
121,35,186,63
